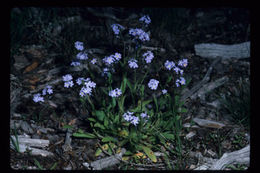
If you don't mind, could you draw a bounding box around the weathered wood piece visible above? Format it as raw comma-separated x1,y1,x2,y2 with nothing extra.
180,57,221,102
10,135,54,157
194,42,250,59
18,145,54,157
62,129,73,152
193,118,225,129
88,148,126,170
10,135,50,148
209,145,250,170
190,76,229,100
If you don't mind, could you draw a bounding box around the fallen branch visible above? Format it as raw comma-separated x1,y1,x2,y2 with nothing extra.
62,129,73,152
190,76,229,100
10,136,54,157
194,42,250,59
88,148,126,170
209,145,250,170
192,118,225,129
10,135,49,148
180,57,221,102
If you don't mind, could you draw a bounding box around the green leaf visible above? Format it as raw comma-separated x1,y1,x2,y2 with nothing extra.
126,79,133,92
104,117,109,127
166,75,173,84
162,132,175,140
87,118,96,122
178,107,187,113
141,145,157,163
72,132,96,138
130,99,152,112
95,110,105,121
121,75,128,94
124,150,133,156
102,136,118,143
95,148,102,157
94,123,106,130
112,97,116,108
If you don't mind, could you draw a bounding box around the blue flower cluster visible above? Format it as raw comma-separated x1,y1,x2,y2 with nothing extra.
111,24,125,36
139,15,151,25
33,85,53,103
129,28,150,42
109,88,122,98
128,59,138,69
75,41,84,51
103,52,122,66
123,111,139,126
63,74,74,88
143,51,154,63
123,111,150,126
148,79,159,90
164,58,188,87
79,78,96,97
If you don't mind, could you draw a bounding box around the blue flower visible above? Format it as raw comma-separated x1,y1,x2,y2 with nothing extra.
148,79,159,90
90,58,97,64
79,78,96,97
140,112,149,118
173,66,182,74
164,60,175,70
103,55,115,65
113,53,122,61
111,24,125,36
178,59,188,68
71,61,81,66
176,77,186,87
33,93,44,103
109,88,122,98
162,89,167,94
143,51,154,63
63,74,73,82
128,59,138,69
75,41,84,51
129,28,150,42
123,111,139,126
76,52,88,60
131,116,140,126
139,15,151,25
64,81,74,88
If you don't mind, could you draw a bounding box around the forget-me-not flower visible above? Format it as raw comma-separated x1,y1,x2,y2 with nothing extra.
128,59,138,69
33,93,44,103
148,79,159,90
75,41,84,51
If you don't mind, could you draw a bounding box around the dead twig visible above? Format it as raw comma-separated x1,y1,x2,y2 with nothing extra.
180,57,221,102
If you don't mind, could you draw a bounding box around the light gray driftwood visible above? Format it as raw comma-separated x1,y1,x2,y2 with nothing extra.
193,118,225,129
87,148,126,170
194,42,250,59
180,57,221,102
190,76,229,100
10,135,54,157
209,145,250,170
10,135,50,148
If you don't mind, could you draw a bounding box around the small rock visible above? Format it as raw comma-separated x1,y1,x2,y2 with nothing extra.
47,134,59,143
190,164,196,169
185,131,196,140
82,162,90,169
20,121,34,134
63,164,72,170
13,113,21,118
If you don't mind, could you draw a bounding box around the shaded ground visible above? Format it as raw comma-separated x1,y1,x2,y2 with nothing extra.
10,8,250,170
